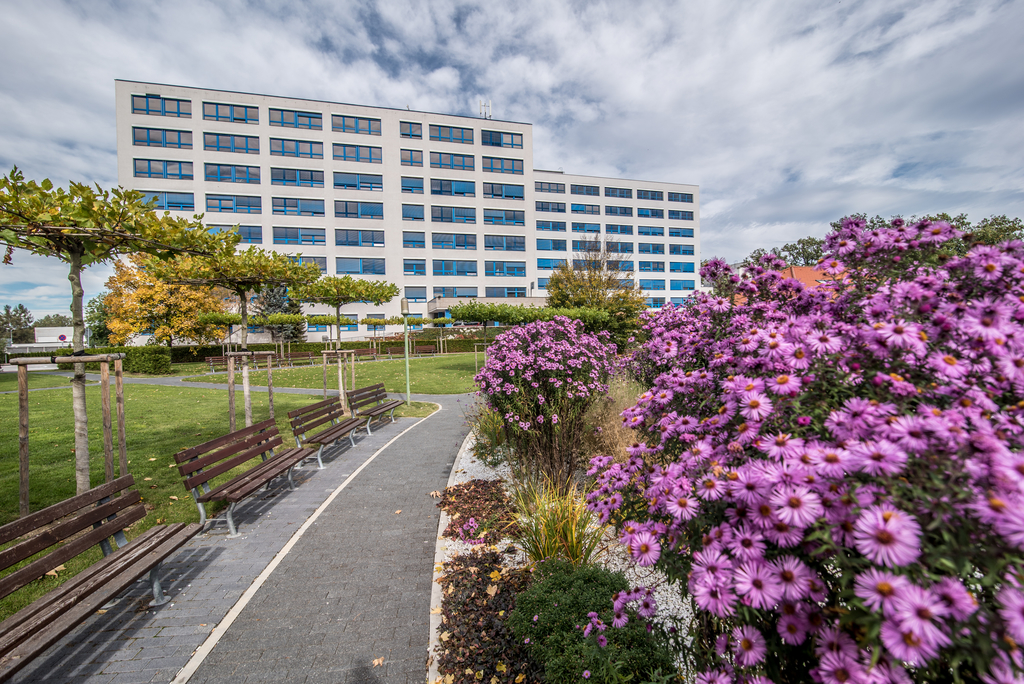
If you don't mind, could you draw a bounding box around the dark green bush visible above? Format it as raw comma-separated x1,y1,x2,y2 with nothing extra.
508,560,675,684
17,346,172,374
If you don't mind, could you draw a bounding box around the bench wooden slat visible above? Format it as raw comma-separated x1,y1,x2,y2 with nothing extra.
174,418,276,463
177,429,277,477
0,475,135,547
287,397,335,419
183,434,283,491
292,407,346,436
196,447,300,502
303,418,362,447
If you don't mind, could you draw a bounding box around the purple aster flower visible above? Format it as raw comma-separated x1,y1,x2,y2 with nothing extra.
695,671,731,684
629,530,661,567
771,555,812,601
734,561,783,609
853,504,922,567
596,634,607,648
666,492,699,521
848,439,908,477
880,618,939,665
583,671,591,679
893,584,951,652
740,391,774,421
854,568,909,616
731,625,767,667
817,652,865,684
770,485,823,528
693,583,736,618
814,625,858,658
777,612,809,645
728,524,767,562
997,585,1024,645
612,610,628,628
934,577,977,621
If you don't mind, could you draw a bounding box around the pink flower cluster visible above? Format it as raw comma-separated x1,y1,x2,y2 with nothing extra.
589,218,1024,683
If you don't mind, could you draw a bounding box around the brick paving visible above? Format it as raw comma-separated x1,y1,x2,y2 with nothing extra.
9,394,470,684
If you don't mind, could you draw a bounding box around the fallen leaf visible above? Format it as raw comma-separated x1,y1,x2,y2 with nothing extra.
491,678,500,684
498,610,505,617
168,464,175,468
440,631,451,642
395,510,402,514
200,624,207,627
467,566,478,574
148,458,156,461
496,663,507,673
489,570,502,580
429,490,442,498
445,675,454,684
169,496,178,500
475,671,483,681
156,519,165,524
45,565,66,577
372,657,384,667
143,477,152,481
486,585,498,597
150,485,158,489
95,609,107,615
465,669,474,676
430,606,441,614
516,675,526,683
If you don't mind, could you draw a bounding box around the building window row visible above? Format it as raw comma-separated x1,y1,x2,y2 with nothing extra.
132,95,191,118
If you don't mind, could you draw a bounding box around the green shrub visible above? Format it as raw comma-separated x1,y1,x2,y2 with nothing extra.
508,561,675,684
510,477,603,568
18,346,173,375
469,403,509,468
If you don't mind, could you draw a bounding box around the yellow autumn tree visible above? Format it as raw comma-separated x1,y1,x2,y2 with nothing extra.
106,254,229,347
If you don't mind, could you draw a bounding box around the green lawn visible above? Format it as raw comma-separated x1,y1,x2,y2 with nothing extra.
0,372,72,391
0,384,436,619
183,353,480,394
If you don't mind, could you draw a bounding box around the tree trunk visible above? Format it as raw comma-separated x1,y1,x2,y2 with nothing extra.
69,252,90,495
335,305,342,351
238,289,249,348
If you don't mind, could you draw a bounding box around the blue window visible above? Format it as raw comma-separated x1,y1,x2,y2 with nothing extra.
640,279,665,291
536,239,566,251
670,262,687,272
333,144,382,163
404,259,426,275
433,233,476,250
485,235,526,251
204,133,259,154
572,204,600,215
638,225,664,236
401,122,422,139
606,242,634,253
335,314,358,332
668,192,694,203
334,172,383,191
143,192,194,211
484,209,525,226
206,164,259,183
537,221,567,232
607,260,633,271
536,202,566,213
269,108,322,129
133,127,192,148
671,261,695,273
605,224,633,235
670,298,687,305
572,239,600,252
485,261,526,277
407,313,424,330
536,182,565,193
403,231,425,248
537,258,567,270
132,94,191,118
431,152,474,170
270,138,323,158
433,260,477,276
405,286,427,302
669,210,695,220
572,223,600,233
273,227,325,245
604,187,631,198
134,159,193,179
486,287,527,297
671,280,696,291
401,149,423,166
605,206,632,216
205,194,260,213
669,227,695,238
431,206,476,223
273,198,325,217
571,185,600,196
637,190,663,201
482,157,523,174
431,179,476,197
272,168,324,187
335,201,383,219
645,297,666,308
670,244,695,255
481,130,523,148
430,125,473,144
307,324,328,332
337,257,385,275
203,102,258,123
335,229,384,247
238,226,262,243
403,204,424,221
298,256,327,272
638,208,664,219
434,287,477,298
402,177,424,194
332,115,381,135
639,243,665,255
483,183,524,200
538,278,549,289
639,261,665,272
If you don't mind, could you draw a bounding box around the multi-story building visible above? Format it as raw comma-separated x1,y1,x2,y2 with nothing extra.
115,80,700,340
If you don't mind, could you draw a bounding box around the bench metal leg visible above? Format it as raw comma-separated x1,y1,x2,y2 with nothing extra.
315,445,324,469
364,416,374,435
388,408,397,423
226,502,241,538
286,466,296,490
191,492,208,530
149,562,171,607
349,431,357,448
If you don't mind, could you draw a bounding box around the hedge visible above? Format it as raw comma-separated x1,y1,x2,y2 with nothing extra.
13,346,173,375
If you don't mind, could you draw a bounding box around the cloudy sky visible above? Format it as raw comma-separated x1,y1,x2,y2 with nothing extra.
2,0,1022,315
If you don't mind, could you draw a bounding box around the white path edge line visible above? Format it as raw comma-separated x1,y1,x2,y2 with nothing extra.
171,406,442,684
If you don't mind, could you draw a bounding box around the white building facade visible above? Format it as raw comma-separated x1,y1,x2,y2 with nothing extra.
114,80,700,340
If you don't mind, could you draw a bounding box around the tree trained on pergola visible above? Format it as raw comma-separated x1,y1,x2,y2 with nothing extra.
147,246,322,348
0,167,235,494
293,275,400,347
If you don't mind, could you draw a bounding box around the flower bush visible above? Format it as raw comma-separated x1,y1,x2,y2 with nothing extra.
476,316,618,486
588,218,1024,683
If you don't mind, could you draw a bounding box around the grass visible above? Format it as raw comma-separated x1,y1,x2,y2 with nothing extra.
0,384,436,619
183,353,479,395
0,372,72,391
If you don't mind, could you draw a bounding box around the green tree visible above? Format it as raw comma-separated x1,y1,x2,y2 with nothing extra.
85,292,112,346
0,303,34,351
0,167,233,494
294,276,400,347
256,285,306,343
34,313,73,327
544,248,645,348
832,212,1024,256
742,237,825,268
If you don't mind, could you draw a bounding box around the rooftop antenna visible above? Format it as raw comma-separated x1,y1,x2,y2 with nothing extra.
479,100,491,119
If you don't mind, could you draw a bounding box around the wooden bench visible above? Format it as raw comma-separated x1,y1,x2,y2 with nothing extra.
0,476,200,682
288,397,364,467
415,345,437,356
385,346,407,359
206,355,228,372
353,348,377,361
282,351,317,367
346,383,405,435
174,420,316,537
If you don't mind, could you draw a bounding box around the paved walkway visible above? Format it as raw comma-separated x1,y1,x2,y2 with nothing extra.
10,392,472,684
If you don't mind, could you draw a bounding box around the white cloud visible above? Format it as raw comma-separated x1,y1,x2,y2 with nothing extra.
1,0,1022,314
